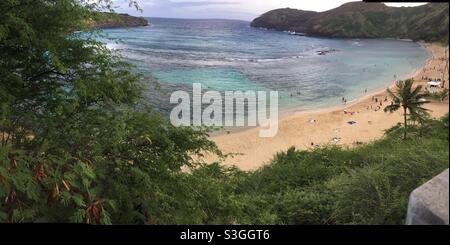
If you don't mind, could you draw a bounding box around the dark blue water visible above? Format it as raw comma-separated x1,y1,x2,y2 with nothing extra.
99,18,429,115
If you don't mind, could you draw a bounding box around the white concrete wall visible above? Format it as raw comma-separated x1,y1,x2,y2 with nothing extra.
406,169,449,225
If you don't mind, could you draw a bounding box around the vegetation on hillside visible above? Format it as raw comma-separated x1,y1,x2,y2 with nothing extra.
188,114,448,225
87,12,149,29
0,0,220,224
1,0,448,224
251,2,449,44
249,8,317,32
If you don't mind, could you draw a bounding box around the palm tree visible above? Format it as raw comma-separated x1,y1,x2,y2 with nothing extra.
384,79,431,139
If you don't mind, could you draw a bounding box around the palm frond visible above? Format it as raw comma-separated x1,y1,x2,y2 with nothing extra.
383,79,434,140
384,104,400,113
410,85,423,98
386,88,400,102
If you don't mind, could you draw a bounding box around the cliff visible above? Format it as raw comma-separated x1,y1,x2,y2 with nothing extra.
251,2,449,43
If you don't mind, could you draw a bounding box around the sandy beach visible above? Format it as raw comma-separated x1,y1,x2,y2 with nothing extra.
208,43,449,171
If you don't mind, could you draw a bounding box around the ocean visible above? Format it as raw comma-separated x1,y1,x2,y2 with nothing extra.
98,18,429,119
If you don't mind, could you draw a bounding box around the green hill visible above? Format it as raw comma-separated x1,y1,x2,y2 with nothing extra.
250,8,318,32
251,2,449,44
87,12,149,29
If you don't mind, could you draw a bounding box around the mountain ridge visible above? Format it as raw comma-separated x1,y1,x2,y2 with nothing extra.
251,2,449,43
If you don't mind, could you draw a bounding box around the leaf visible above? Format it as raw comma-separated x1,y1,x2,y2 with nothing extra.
100,208,112,225
72,194,86,207
70,209,85,223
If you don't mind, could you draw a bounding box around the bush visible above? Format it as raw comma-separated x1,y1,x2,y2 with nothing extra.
227,115,449,225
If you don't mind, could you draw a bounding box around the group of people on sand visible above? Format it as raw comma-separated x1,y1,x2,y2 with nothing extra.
423,66,447,75
343,110,359,116
422,55,449,88
368,95,390,112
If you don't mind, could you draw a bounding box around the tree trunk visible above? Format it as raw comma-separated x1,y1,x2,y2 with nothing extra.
403,106,407,140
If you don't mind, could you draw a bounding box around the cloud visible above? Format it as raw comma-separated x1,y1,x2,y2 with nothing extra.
166,1,238,7
112,1,429,21
113,0,250,19
114,0,238,9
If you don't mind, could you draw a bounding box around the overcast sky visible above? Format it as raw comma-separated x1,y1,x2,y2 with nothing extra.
112,0,428,21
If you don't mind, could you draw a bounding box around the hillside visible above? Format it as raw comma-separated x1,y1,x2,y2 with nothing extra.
251,2,449,43
87,13,149,29
251,8,318,32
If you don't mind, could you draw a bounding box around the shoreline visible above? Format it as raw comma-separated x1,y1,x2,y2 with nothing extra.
212,41,432,136
208,42,449,171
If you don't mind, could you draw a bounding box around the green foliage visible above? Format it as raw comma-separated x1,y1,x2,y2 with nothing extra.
226,115,449,225
251,2,449,44
251,8,318,32
0,0,220,224
314,3,449,43
384,79,430,139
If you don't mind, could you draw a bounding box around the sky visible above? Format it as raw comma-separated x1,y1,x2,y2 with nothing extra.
112,0,428,21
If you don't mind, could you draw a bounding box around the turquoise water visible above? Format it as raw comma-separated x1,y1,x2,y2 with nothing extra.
98,18,429,117
152,67,265,91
